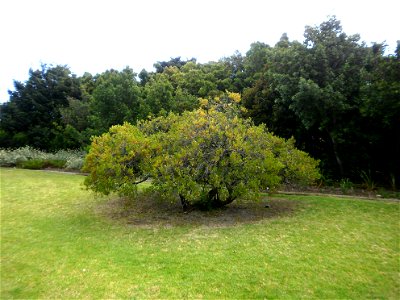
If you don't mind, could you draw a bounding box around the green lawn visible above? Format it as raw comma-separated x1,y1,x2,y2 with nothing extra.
1,168,399,299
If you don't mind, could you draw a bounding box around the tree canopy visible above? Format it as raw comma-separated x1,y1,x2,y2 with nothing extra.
0,65,82,150
83,93,320,210
1,17,398,187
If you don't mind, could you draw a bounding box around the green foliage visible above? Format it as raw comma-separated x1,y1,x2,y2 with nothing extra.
0,146,85,170
82,123,152,196
2,17,398,186
45,159,66,169
150,107,282,209
340,178,354,194
0,146,43,166
360,170,376,191
153,56,197,73
89,67,143,134
0,65,82,150
83,93,320,209
230,27,399,185
16,159,65,170
64,156,84,171
358,43,400,184
60,98,91,131
16,159,46,169
267,135,321,185
141,73,175,116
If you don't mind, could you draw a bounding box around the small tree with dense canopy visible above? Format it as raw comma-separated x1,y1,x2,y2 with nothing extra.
82,123,152,197
83,93,320,210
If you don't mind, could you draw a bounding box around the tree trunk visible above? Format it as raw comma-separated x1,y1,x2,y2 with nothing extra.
179,194,189,212
208,187,236,208
328,131,344,177
180,188,237,211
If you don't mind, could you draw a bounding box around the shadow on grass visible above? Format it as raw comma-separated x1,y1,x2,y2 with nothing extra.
95,193,301,228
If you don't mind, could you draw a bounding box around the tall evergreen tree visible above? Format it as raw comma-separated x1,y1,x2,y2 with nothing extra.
0,65,81,149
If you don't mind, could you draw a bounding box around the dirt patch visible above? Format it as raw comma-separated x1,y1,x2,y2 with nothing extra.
95,194,301,228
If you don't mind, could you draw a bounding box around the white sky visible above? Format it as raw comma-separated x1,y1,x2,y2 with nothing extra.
0,0,398,103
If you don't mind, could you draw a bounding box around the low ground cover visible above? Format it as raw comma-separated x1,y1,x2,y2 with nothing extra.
0,147,85,171
1,168,399,298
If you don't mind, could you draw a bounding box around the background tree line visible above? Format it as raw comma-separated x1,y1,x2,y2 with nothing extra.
0,17,398,187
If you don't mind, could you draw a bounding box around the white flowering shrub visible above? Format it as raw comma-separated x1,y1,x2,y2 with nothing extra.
0,147,86,171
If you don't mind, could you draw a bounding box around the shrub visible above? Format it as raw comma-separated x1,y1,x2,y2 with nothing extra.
0,146,46,166
17,159,66,170
52,149,85,162
83,93,320,210
9,156,66,169
0,147,85,171
17,159,46,169
340,178,353,194
360,170,376,191
82,123,152,196
65,157,85,171
53,149,86,171
46,159,67,169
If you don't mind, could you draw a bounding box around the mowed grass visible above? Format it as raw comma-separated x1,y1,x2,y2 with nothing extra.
1,168,399,299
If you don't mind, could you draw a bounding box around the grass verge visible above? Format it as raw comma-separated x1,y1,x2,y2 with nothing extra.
1,168,399,298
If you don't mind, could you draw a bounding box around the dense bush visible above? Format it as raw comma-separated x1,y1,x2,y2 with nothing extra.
64,157,85,171
0,146,85,171
0,146,44,166
82,123,153,196
16,159,66,170
83,93,320,210
16,159,47,170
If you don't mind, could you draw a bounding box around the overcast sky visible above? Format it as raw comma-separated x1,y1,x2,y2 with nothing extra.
0,0,398,103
